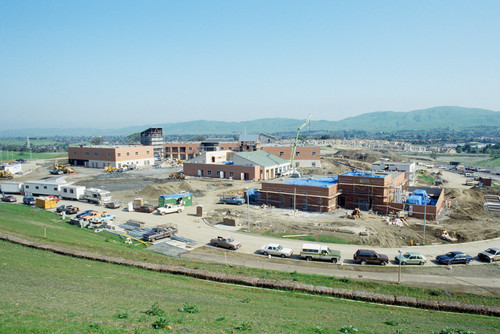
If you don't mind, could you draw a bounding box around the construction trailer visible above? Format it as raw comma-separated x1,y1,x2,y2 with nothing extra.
60,185,86,200
0,181,24,194
23,177,68,197
159,192,193,207
1,163,22,174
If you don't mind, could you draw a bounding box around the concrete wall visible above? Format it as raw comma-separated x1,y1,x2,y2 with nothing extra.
69,145,154,168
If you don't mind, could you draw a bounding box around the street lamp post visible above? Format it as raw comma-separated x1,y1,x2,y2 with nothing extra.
245,187,250,232
423,200,427,245
397,249,402,284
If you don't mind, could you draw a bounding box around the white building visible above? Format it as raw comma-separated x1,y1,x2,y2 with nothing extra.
372,160,416,185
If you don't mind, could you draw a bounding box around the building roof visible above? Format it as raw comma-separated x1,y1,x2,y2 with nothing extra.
283,176,338,188
234,150,289,167
341,171,387,178
239,134,260,142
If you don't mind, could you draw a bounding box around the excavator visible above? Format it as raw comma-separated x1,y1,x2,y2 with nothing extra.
169,172,185,179
0,170,14,179
54,163,74,174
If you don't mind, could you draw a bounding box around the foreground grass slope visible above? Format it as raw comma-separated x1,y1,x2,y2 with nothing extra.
1,203,499,308
1,242,498,334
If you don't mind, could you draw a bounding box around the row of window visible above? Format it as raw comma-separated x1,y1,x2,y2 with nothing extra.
24,185,75,193
278,151,317,157
76,151,150,157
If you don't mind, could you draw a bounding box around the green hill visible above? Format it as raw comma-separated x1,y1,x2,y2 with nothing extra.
1,106,498,137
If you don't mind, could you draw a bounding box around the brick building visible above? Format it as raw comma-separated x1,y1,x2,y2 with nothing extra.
259,177,339,212
261,146,321,168
68,145,154,169
183,150,290,181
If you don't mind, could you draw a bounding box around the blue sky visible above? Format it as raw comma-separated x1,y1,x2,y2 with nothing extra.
1,1,499,130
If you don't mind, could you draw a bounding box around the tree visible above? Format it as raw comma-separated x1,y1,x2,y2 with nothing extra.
126,133,141,143
90,136,105,145
456,146,463,153
430,152,438,160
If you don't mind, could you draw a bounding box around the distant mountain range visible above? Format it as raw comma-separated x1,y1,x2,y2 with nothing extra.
1,106,499,137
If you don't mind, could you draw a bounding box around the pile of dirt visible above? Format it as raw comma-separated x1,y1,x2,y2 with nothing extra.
137,181,202,199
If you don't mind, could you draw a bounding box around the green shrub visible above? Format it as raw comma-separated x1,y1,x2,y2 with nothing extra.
235,320,252,331
178,302,199,314
151,317,170,329
145,302,165,316
340,324,358,333
115,310,129,319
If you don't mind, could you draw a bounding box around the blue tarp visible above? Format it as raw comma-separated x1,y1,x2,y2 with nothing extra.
342,172,387,178
406,189,432,205
283,176,338,188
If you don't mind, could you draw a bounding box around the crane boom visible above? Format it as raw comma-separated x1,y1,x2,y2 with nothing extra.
290,113,311,169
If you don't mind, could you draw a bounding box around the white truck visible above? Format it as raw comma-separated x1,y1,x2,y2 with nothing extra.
156,204,185,215
82,188,112,205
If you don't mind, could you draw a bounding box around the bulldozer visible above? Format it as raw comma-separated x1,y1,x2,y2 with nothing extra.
0,170,14,179
169,172,185,180
104,164,118,173
54,163,74,174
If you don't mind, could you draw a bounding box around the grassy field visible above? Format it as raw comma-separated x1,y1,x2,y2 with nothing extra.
1,241,498,334
0,151,67,161
474,157,500,167
0,138,60,146
0,203,499,309
262,230,351,244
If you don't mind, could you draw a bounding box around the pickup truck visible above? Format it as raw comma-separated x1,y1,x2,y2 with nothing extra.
142,225,178,242
156,204,185,215
300,243,341,263
219,196,245,205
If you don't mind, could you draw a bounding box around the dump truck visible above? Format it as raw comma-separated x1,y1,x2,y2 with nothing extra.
54,163,74,174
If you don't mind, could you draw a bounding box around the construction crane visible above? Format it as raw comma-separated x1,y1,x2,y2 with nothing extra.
290,113,311,177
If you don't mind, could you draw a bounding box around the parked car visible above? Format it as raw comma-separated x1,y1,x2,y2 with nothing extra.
300,243,341,263
105,201,122,209
394,252,426,265
1,195,17,202
477,248,500,263
142,225,178,242
76,210,98,219
353,249,389,266
56,205,79,214
47,195,60,202
259,243,293,258
50,168,64,175
23,195,36,206
435,251,473,265
135,205,154,213
219,196,245,205
210,236,241,250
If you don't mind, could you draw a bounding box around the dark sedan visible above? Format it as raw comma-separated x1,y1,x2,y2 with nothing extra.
56,205,79,214
76,210,97,219
1,195,17,202
435,251,473,265
135,205,154,213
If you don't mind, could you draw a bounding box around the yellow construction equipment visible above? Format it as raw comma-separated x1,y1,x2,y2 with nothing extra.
169,172,185,179
104,164,118,172
174,158,183,164
0,170,14,179
54,163,74,174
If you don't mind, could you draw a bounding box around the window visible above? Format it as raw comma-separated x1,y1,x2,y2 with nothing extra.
126,152,130,157
44,186,47,189
216,171,220,177
296,152,300,156
73,152,77,155
25,185,30,189
63,189,67,193
229,172,234,177
117,153,121,157
312,151,317,156
70,189,74,193
85,152,90,156
188,147,192,151
146,151,150,154
180,147,186,152
94,152,99,157
35,186,39,189
279,151,284,156
165,147,170,152
312,162,316,168
172,147,178,152
53,187,57,191
107,153,110,157
207,170,212,176
135,152,138,155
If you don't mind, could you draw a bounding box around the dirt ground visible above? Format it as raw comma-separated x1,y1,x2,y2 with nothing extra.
12,154,500,248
